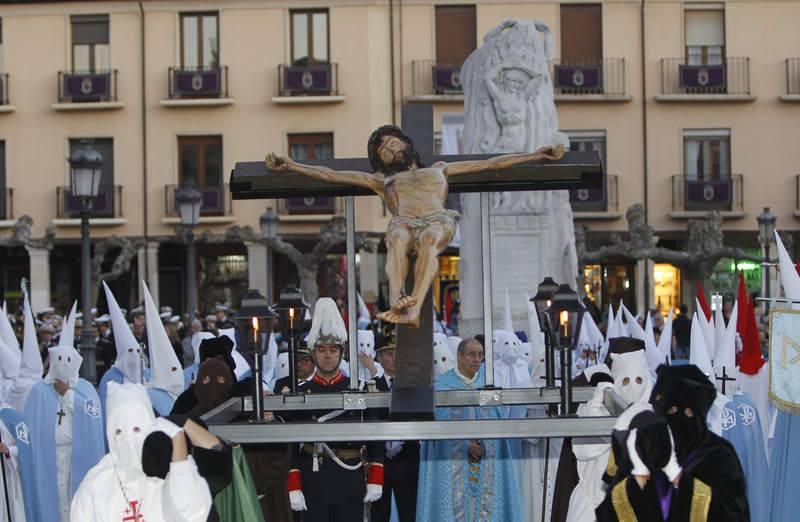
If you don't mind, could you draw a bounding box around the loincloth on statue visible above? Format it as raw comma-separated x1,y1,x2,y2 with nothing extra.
387,209,460,243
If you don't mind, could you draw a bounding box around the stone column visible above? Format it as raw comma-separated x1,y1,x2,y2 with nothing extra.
138,241,160,306
636,259,655,311
246,241,268,297
358,245,380,306
25,246,51,311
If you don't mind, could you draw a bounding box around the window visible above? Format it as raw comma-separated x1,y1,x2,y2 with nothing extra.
685,9,725,65
0,140,5,219
683,130,730,180
287,133,335,214
178,136,222,187
568,131,606,167
71,14,109,71
291,9,329,65
181,12,218,69
435,5,476,65
560,4,603,63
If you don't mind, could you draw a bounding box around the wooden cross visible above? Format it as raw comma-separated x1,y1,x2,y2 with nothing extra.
715,365,737,395
230,105,602,418
56,408,66,426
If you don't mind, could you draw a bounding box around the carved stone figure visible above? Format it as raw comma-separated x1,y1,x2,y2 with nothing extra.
457,20,578,335
266,125,563,327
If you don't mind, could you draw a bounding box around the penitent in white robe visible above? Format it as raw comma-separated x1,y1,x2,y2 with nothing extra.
0,413,25,522
55,390,74,522
70,455,212,522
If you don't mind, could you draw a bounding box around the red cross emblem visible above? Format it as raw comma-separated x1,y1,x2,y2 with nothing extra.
122,500,144,521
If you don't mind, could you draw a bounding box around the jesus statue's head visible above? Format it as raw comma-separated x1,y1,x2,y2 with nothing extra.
367,125,425,175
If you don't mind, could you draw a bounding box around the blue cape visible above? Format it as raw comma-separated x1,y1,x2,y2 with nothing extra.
0,407,37,522
147,388,177,417
184,363,199,389
416,367,522,522
768,410,800,521
721,392,768,522
23,379,106,521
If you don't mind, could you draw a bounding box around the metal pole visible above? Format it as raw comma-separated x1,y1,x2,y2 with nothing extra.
79,201,97,384
252,331,265,423
186,227,197,320
265,242,273,304
544,319,555,388
560,344,573,416
480,192,494,386
288,321,298,395
345,197,358,389
764,243,771,314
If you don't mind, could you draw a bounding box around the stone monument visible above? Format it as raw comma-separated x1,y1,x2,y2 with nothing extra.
458,20,579,337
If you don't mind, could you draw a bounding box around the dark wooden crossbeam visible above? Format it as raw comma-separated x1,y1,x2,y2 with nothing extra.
229,151,602,200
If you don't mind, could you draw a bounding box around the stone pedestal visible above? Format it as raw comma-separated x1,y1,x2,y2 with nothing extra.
25,246,51,312
246,241,268,297
138,241,160,306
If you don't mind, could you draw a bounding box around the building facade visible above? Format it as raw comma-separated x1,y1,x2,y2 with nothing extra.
0,0,798,319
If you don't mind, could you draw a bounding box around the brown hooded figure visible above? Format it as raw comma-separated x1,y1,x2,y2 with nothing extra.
191,356,234,416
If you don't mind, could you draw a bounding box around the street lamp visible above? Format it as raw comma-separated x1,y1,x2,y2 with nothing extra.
531,277,560,388
546,284,586,416
259,207,279,303
175,179,203,320
233,289,277,423
68,140,102,384
273,285,308,395
757,207,777,306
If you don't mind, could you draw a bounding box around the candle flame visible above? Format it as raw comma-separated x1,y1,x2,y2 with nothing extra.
559,311,568,325
289,308,295,320
252,317,258,330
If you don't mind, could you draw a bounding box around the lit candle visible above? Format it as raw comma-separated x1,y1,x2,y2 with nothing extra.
252,316,259,345
289,307,295,331
560,311,569,338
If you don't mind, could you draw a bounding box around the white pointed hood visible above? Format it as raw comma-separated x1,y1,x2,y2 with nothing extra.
218,327,251,381
142,281,184,397
0,302,20,376
58,301,78,350
262,333,279,388
610,350,652,405
0,335,19,382
776,231,800,309
695,298,716,356
713,302,739,391
492,329,529,388
657,310,674,364
357,293,371,330
525,294,546,366
20,292,43,381
712,299,726,364
45,304,82,386
103,282,143,383
623,305,662,374
689,312,715,382
446,336,462,358
357,329,376,381
644,314,656,356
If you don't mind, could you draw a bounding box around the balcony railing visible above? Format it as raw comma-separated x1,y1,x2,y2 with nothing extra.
786,58,800,95
0,188,13,220
58,70,118,103
57,185,123,219
411,60,464,96
570,174,618,213
660,58,750,96
168,66,229,99
0,73,9,105
552,58,626,96
278,63,339,97
164,184,232,217
672,174,743,213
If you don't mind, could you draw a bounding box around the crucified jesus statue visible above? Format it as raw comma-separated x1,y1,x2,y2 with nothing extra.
266,125,563,328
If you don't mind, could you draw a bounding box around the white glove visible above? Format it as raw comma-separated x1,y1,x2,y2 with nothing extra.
662,429,682,483
363,484,383,503
150,417,183,439
626,429,649,477
386,441,404,459
289,490,307,511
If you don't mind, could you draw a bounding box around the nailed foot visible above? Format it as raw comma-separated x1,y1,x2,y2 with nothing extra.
391,295,418,312
377,307,421,328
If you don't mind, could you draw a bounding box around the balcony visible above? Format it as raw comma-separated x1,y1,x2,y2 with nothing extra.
570,175,620,220
53,70,123,111
781,58,800,102
0,74,13,113
273,63,344,104
162,184,234,224
161,66,233,108
657,58,755,102
552,59,631,102
670,174,744,219
407,60,465,103
54,185,125,226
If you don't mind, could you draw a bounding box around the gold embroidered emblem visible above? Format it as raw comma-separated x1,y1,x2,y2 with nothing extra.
690,478,712,522
611,478,637,522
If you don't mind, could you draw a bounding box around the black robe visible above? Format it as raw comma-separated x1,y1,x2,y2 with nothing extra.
596,474,712,521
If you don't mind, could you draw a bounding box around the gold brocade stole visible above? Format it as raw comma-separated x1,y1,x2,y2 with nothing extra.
689,479,712,522
611,476,713,522
606,451,618,477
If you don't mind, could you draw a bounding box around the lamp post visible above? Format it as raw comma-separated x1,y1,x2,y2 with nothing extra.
233,289,277,423
68,140,102,384
259,207,279,303
175,179,203,320
273,285,308,395
757,207,777,308
546,284,586,416
531,277,560,388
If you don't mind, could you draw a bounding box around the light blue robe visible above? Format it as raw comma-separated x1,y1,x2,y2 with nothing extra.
98,367,152,411
147,388,177,417
184,363,199,389
767,410,800,521
721,392,768,522
416,367,522,522
0,406,37,522
23,379,105,522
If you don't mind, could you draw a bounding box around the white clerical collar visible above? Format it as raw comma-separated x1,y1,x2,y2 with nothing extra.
454,366,479,386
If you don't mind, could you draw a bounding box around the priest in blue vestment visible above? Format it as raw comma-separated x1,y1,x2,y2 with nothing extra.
721,392,768,522
23,303,105,522
417,337,522,522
